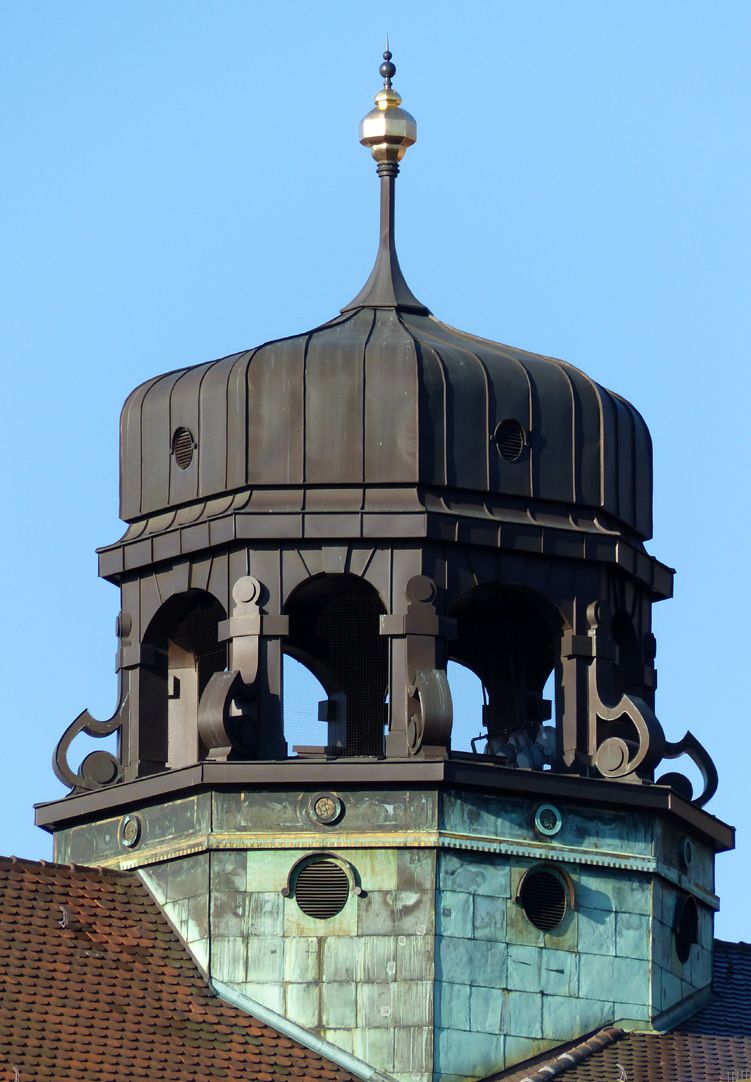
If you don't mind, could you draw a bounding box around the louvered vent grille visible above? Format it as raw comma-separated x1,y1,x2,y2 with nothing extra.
172,427,195,470
494,419,525,462
519,869,567,931
294,859,350,919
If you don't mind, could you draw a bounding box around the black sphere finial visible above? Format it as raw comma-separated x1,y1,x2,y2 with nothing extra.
379,40,396,87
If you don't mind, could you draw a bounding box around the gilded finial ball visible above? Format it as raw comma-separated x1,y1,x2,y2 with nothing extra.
359,47,417,165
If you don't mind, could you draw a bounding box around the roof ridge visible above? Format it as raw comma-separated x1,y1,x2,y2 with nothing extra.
510,1026,625,1081
0,853,130,879
715,937,751,950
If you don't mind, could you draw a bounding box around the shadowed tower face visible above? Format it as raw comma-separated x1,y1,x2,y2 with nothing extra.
38,49,731,1082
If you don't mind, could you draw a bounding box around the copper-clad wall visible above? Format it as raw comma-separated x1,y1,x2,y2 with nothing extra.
119,309,652,539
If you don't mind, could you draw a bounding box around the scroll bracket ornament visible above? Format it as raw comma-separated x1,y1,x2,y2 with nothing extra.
53,697,126,793
52,611,136,792
198,576,288,760
584,601,717,807
406,669,453,758
380,575,455,758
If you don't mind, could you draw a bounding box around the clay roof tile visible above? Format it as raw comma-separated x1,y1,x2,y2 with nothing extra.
0,856,357,1082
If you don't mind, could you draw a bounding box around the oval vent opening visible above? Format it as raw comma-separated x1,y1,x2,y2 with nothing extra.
675,895,699,963
519,868,567,931
294,858,350,919
172,427,195,470
493,419,526,462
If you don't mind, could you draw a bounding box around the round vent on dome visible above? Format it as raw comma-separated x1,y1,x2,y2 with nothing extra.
294,858,350,919
493,419,526,462
518,868,568,931
172,427,195,470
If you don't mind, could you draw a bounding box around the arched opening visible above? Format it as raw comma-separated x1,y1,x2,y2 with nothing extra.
449,584,561,767
283,574,387,757
612,610,642,698
282,654,328,757
141,590,227,771
447,660,486,752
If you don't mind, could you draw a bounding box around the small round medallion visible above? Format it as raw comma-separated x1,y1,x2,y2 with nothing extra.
309,792,343,825
534,803,563,837
119,813,142,849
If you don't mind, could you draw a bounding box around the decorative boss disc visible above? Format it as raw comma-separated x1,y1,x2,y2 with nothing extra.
308,792,343,825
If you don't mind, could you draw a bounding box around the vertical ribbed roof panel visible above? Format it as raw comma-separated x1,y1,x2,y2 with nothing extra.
168,361,213,508
403,314,490,493
411,332,447,488
364,309,419,483
304,309,373,485
562,361,602,510
247,335,307,486
197,352,246,498
139,369,183,515
119,372,163,519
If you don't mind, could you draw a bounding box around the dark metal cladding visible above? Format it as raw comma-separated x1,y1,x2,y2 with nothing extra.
49,51,719,826
116,48,651,538
119,312,652,540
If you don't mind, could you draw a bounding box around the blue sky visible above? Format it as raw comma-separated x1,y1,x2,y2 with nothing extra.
1,3,749,939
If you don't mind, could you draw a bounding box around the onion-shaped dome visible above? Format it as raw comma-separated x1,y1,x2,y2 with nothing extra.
118,49,652,545
120,307,651,538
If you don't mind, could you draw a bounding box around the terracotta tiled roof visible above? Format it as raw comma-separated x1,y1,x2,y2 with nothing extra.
0,856,357,1082
491,940,751,1081
499,1030,751,1082
489,1027,626,1081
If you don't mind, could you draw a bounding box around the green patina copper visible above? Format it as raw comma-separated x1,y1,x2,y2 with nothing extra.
54,784,717,1082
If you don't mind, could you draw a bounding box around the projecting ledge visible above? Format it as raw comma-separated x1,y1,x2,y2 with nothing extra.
34,757,734,851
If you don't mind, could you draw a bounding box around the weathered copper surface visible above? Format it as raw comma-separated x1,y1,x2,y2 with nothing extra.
35,759,735,852
492,941,751,1079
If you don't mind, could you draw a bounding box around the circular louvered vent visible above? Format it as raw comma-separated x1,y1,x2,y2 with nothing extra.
519,869,567,931
493,419,526,462
172,427,195,469
295,858,350,919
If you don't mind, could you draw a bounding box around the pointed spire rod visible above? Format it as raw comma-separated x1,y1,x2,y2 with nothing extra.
341,47,429,315
382,35,393,88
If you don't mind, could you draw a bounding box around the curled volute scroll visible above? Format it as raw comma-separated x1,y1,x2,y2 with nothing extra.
381,575,455,759
585,602,717,807
406,669,453,758
198,576,289,760
53,611,131,793
53,696,126,793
